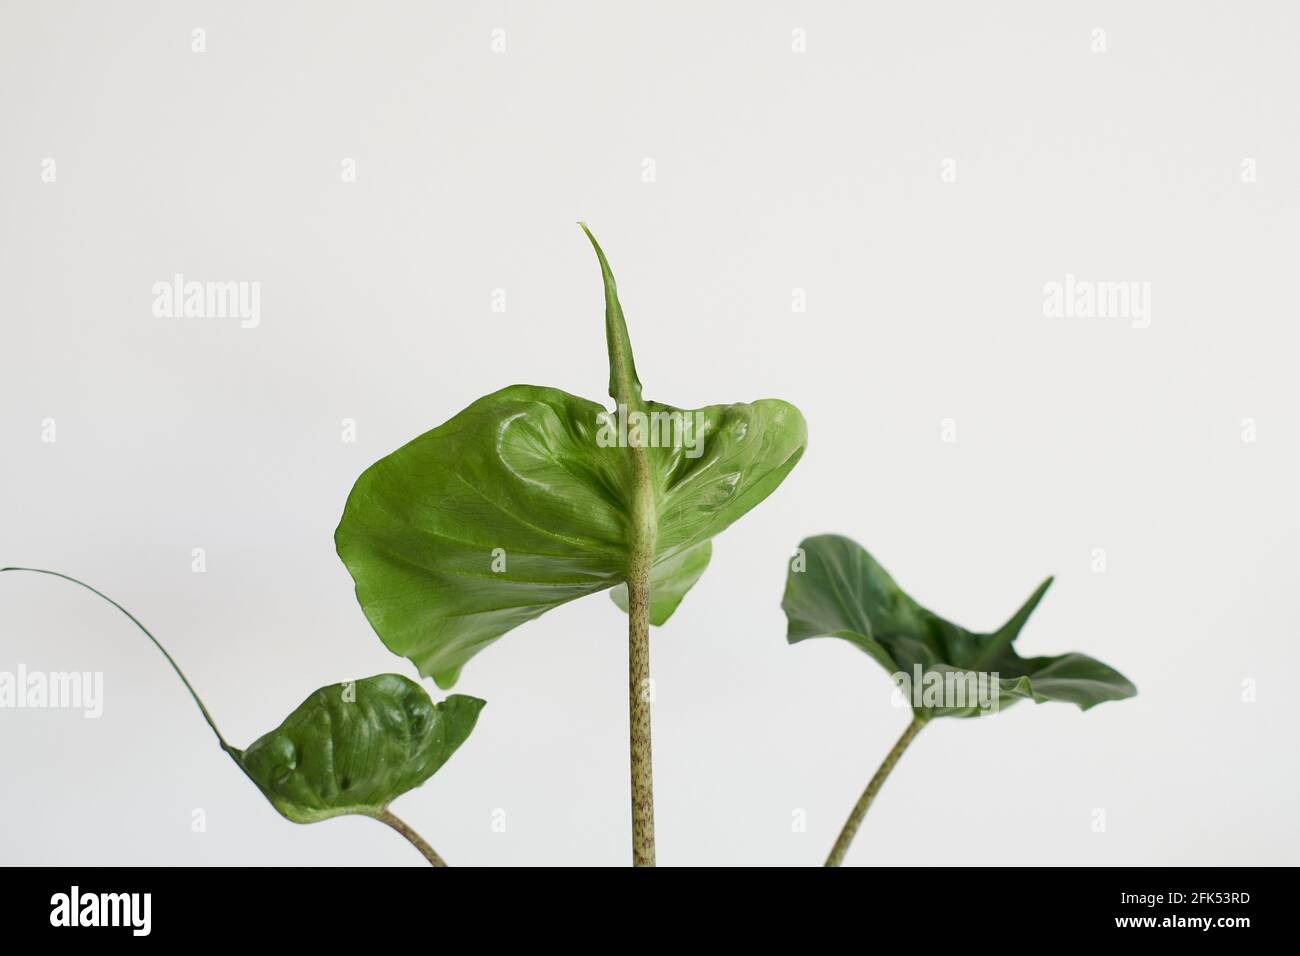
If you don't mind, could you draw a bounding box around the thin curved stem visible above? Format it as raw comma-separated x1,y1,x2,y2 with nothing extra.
374,810,447,866
5,567,451,868
1,566,236,757
825,716,927,867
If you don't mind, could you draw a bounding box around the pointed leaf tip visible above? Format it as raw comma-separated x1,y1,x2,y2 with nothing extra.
579,224,643,409
995,575,1054,639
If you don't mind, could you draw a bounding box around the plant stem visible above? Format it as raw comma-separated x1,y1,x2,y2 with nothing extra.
581,222,658,867
1,566,238,758
374,810,447,867
627,557,655,867
825,716,927,867
3,568,453,868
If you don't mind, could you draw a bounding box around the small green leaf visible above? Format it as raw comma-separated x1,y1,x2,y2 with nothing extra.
782,535,1136,718
0,569,486,835
336,227,806,686
235,675,485,823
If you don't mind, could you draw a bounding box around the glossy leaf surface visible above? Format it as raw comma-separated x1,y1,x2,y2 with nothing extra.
236,675,485,823
0,570,485,833
336,229,806,686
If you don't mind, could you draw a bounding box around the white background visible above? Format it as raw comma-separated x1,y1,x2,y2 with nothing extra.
2,2,1296,866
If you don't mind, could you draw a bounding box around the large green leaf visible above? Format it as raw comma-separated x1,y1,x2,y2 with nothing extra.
235,675,485,823
781,535,1136,718
336,227,807,686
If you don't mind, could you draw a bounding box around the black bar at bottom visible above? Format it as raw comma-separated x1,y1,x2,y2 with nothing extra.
0,866,1283,941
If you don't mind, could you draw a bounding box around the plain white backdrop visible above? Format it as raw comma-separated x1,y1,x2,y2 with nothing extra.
2,2,1297,866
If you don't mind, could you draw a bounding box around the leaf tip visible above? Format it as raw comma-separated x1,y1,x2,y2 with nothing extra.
431,664,463,690
445,692,489,721
577,220,602,255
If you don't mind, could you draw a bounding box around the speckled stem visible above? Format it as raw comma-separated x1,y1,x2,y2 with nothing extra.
375,809,447,867
627,555,656,867
825,716,926,867
580,222,657,867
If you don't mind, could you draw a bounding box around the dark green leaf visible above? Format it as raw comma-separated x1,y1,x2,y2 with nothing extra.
0,570,486,833
336,228,806,686
782,535,1136,718
236,675,485,823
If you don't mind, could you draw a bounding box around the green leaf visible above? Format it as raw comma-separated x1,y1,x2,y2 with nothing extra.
235,675,485,823
0,569,485,833
335,227,807,686
781,535,1136,718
